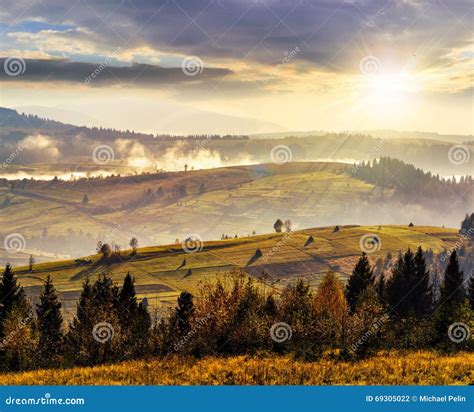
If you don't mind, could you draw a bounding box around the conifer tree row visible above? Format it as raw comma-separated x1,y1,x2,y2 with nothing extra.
0,244,471,372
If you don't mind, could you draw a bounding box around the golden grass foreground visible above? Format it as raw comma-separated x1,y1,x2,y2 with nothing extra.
1,351,472,385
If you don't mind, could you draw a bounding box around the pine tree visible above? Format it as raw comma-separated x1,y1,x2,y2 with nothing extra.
345,253,374,313
36,275,63,362
441,250,465,306
386,249,416,317
67,278,94,363
92,274,118,308
135,301,151,337
117,273,138,329
0,264,32,338
264,295,278,318
175,292,194,336
68,275,122,365
413,246,432,317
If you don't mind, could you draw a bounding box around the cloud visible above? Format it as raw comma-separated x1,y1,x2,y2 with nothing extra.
1,0,472,73
0,58,232,87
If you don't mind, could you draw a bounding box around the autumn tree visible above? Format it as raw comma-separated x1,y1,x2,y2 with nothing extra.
313,271,348,349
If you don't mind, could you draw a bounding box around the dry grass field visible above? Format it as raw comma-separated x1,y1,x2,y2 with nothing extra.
1,351,472,385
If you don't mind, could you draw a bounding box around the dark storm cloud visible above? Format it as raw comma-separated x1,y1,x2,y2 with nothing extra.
1,0,472,72
0,58,232,86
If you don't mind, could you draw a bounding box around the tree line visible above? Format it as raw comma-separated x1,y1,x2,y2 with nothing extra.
353,157,472,200
0,247,472,372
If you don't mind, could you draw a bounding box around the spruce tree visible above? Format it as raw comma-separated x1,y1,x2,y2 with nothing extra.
0,264,31,338
386,249,416,317
135,301,151,338
36,275,63,362
264,295,278,317
441,250,465,306
117,273,138,329
67,278,94,363
175,291,194,336
413,246,432,317
345,253,374,313
92,274,118,308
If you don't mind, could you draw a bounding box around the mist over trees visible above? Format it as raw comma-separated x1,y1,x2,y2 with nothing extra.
353,157,472,202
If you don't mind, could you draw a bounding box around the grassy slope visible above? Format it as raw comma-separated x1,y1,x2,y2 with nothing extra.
0,162,377,262
1,351,472,385
13,224,460,314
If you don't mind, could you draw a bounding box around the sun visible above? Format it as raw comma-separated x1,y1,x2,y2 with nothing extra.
365,72,418,106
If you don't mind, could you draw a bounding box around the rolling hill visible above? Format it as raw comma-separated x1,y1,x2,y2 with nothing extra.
1,161,470,267
10,224,463,317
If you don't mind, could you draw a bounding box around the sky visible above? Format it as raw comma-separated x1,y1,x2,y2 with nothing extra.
0,0,472,135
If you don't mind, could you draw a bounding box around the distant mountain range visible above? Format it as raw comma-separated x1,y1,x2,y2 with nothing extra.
2,106,472,144
251,129,472,144
11,104,284,136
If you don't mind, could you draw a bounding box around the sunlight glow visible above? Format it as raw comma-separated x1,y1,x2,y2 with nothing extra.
365,73,419,106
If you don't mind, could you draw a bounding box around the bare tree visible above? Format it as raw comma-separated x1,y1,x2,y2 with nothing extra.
29,254,36,272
